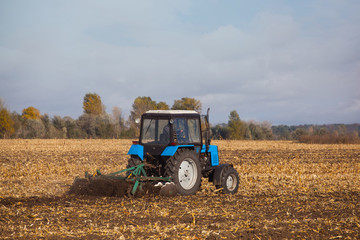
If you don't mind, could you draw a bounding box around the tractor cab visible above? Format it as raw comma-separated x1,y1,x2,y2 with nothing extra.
128,109,217,165
139,110,202,155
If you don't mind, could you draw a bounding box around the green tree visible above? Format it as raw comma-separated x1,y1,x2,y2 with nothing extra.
228,110,246,140
95,114,115,138
292,128,308,140
41,114,53,139
112,106,124,138
78,114,97,138
248,121,264,140
171,97,202,112
211,124,230,140
10,112,22,138
83,93,104,115
260,121,273,140
64,116,86,139
22,119,45,138
22,106,41,120
0,108,15,138
272,125,293,140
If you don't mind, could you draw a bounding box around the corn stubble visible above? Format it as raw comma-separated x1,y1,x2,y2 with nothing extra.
0,139,359,239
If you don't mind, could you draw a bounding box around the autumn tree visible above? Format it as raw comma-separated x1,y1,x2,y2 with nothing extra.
171,97,202,112
130,96,157,123
83,93,104,115
0,98,13,138
128,97,170,137
156,101,170,110
0,108,15,138
228,110,246,140
0,98,4,110
22,106,41,120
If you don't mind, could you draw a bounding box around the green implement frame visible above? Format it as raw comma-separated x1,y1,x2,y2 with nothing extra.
85,164,172,195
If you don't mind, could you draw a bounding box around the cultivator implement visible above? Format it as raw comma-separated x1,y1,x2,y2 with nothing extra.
86,164,172,195
69,164,176,197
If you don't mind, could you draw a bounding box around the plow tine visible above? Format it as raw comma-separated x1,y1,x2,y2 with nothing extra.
131,180,140,195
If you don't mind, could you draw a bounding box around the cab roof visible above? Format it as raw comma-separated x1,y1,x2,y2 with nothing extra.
145,110,199,115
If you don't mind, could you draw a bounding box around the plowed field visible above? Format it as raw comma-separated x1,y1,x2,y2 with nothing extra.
1,139,359,239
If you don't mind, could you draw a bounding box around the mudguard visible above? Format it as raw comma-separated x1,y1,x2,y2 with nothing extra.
161,145,195,156
127,144,144,160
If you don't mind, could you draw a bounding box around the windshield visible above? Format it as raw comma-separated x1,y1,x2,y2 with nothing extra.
141,118,170,144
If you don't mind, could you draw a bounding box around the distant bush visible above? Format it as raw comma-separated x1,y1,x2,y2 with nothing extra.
299,133,360,144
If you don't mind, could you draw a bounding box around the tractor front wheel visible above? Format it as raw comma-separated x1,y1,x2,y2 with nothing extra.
217,166,239,194
165,149,201,196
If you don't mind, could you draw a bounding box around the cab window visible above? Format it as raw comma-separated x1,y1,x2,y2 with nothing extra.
141,119,170,144
187,118,201,143
174,118,201,144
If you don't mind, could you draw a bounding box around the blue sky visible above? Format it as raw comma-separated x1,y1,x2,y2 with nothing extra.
1,0,359,125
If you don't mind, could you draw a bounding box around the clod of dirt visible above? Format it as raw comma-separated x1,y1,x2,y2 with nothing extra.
68,177,132,197
68,177,177,197
159,182,178,197
133,182,161,197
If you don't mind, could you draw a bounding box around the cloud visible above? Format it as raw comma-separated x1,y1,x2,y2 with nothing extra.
0,1,359,124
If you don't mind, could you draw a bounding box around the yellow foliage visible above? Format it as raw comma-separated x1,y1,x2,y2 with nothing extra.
22,106,41,120
0,108,14,137
83,93,103,115
171,97,202,112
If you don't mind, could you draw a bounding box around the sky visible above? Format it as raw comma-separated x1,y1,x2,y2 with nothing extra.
1,0,359,125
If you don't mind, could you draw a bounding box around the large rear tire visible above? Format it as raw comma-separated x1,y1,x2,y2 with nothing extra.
127,157,142,169
165,149,201,196
126,157,142,176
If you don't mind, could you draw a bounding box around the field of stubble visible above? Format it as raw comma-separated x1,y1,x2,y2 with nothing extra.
0,139,359,239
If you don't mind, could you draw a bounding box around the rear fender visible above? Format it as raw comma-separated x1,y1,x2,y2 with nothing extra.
127,144,144,160
161,145,195,156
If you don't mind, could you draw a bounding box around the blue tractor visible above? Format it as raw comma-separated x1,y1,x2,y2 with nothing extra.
127,109,239,195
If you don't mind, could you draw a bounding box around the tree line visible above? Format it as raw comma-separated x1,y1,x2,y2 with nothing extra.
272,124,360,143
211,110,273,140
1,94,359,142
0,94,203,139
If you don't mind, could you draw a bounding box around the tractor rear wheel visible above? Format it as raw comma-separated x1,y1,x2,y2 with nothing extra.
165,149,201,196
126,157,142,176
127,157,142,169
